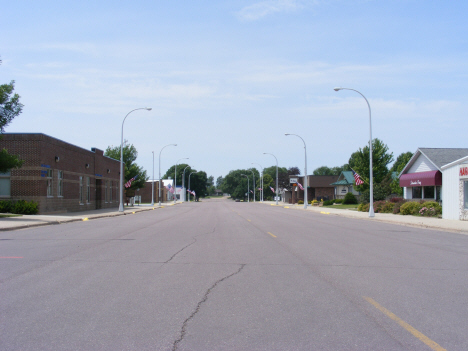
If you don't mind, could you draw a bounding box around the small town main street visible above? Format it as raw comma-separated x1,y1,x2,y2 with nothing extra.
1,199,467,350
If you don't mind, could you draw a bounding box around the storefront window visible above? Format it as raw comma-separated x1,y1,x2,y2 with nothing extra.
436,186,441,201
412,186,422,199
464,181,468,209
424,186,435,199
0,171,11,196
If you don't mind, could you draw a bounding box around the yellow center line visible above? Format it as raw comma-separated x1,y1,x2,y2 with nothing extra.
364,297,446,351
82,218,89,221
267,232,276,238
247,219,251,222
320,211,330,214
284,206,289,208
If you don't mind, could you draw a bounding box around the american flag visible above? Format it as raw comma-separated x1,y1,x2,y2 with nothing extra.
166,183,174,193
124,175,138,188
352,170,364,186
258,188,262,191
270,186,275,193
297,182,304,191
250,190,253,193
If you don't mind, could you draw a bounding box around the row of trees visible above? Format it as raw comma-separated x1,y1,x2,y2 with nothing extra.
312,138,413,201
217,138,412,203
104,141,211,201
219,166,300,201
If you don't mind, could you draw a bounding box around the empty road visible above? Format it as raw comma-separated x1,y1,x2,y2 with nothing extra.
1,199,467,350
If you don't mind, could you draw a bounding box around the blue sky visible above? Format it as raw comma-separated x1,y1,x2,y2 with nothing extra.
2,0,467,181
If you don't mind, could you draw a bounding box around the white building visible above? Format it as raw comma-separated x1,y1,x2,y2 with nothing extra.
441,156,468,220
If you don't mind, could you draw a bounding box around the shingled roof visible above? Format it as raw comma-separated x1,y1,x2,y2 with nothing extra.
401,148,468,175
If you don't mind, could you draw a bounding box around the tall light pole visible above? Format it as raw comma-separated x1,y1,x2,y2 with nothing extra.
182,165,190,202
174,158,189,203
334,87,374,217
263,152,278,205
159,143,177,206
249,169,255,202
151,151,154,206
119,107,152,212
251,163,263,202
241,174,249,202
188,171,197,202
285,133,308,209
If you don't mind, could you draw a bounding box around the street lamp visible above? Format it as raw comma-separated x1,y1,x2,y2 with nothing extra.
188,171,199,202
119,107,152,212
263,152,279,205
249,169,255,202
159,143,177,206
174,158,189,203
285,133,308,209
151,151,154,206
241,174,249,202
251,163,263,202
182,165,190,202
334,87,374,217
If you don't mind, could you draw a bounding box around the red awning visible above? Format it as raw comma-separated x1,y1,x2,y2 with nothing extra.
399,170,442,187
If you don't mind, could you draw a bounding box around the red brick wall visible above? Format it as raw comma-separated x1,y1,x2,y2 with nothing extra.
0,134,121,213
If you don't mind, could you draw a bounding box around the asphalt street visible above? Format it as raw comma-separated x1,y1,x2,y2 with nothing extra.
1,199,467,350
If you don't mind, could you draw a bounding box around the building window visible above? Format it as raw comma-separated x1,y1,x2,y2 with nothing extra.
109,181,112,202
105,181,108,203
57,171,63,197
47,169,53,197
79,176,83,204
424,186,435,199
86,177,91,203
0,171,11,197
464,181,468,209
412,186,422,199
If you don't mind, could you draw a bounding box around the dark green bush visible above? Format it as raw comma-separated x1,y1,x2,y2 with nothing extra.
298,200,304,204
323,200,334,206
334,199,344,204
400,201,422,215
360,184,389,204
0,200,13,213
11,200,39,215
343,193,358,204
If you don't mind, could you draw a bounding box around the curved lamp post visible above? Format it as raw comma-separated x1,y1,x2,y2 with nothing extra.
334,87,374,217
188,171,198,202
159,143,177,206
285,133,307,209
241,174,249,202
119,107,152,212
174,158,189,203
151,151,154,206
251,163,263,202
263,152,278,205
182,165,190,202
249,169,255,202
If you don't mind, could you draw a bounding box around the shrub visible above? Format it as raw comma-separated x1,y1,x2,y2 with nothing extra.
0,200,13,213
400,201,422,215
421,201,442,216
392,199,406,214
343,193,358,204
357,203,364,211
359,203,370,212
298,200,304,204
381,202,395,213
334,199,344,204
311,200,318,205
323,200,334,206
373,200,387,213
12,200,39,215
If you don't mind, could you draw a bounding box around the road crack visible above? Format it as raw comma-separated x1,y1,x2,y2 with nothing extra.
172,264,246,351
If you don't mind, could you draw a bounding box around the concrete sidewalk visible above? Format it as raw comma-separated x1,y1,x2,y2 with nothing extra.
0,203,176,231
260,201,468,235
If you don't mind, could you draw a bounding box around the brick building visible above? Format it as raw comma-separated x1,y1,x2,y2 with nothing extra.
0,133,121,214
287,175,339,204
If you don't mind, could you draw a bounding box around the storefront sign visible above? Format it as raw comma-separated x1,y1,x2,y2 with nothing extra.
460,165,468,179
290,178,298,184
410,180,422,185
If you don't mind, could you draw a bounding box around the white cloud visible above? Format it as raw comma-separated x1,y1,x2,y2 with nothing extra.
237,0,304,21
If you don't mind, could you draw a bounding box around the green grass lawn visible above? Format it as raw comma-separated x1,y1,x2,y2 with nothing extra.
321,204,359,210
0,214,22,218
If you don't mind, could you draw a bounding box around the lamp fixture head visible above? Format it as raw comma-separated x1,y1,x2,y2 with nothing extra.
334,87,342,91
145,107,152,111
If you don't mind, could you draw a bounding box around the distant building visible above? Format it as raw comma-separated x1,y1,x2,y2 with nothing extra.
330,171,361,200
0,133,120,214
286,175,339,203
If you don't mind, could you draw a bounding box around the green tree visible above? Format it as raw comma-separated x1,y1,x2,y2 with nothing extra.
390,151,413,195
0,58,24,172
163,165,207,200
104,140,148,189
313,164,350,176
348,138,394,193
262,173,274,200
221,168,260,200
216,176,224,189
